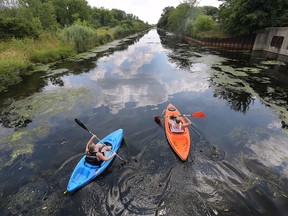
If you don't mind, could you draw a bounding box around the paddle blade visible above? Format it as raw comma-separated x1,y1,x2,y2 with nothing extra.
191,112,206,118
153,115,162,118
75,118,89,131
154,116,161,125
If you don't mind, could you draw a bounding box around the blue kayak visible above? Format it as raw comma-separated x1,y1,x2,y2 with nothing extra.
67,128,123,193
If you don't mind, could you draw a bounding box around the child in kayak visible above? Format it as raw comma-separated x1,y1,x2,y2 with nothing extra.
169,115,191,133
85,135,116,166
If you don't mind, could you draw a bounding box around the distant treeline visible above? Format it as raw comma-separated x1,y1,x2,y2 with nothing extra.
0,0,150,92
0,0,150,39
157,0,288,37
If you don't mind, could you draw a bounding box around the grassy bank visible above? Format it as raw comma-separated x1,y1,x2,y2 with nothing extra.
0,33,75,92
0,24,150,92
194,24,228,38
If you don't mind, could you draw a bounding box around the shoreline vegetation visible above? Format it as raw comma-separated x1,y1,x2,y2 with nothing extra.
156,1,288,53
0,23,151,93
1,0,287,93
0,0,151,93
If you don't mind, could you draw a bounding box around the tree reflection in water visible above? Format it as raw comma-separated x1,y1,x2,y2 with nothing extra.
158,29,288,128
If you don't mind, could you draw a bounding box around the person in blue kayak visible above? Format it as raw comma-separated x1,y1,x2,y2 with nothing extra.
169,115,191,133
85,135,116,165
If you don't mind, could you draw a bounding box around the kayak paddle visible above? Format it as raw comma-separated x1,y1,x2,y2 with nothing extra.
154,111,206,119
74,118,127,163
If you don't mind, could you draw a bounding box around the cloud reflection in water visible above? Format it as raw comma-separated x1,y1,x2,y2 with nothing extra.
83,30,210,114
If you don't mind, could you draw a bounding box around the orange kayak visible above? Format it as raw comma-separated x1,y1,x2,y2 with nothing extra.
164,103,191,161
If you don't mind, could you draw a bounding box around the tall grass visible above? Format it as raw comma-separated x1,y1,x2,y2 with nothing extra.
60,24,98,53
0,23,150,92
195,23,228,38
96,27,114,45
0,50,29,92
0,33,75,91
28,34,76,63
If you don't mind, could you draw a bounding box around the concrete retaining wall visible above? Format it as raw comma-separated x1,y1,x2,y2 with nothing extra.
253,27,288,56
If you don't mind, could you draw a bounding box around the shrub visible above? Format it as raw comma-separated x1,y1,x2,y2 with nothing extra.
0,17,40,39
97,33,113,45
194,15,214,33
60,24,98,53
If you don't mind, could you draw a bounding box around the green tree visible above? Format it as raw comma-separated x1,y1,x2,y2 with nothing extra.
167,3,201,34
201,6,219,21
111,9,126,21
38,2,59,31
0,17,39,38
201,6,219,16
91,7,113,27
16,1,43,36
67,0,90,23
194,15,213,33
52,0,91,27
167,3,190,33
219,0,288,35
0,0,18,17
157,6,174,28
21,0,59,31
0,0,42,38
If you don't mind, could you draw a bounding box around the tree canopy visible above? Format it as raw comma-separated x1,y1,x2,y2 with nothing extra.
0,0,149,39
218,0,288,35
157,0,288,37
157,3,213,36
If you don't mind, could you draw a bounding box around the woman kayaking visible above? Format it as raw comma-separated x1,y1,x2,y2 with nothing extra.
85,135,116,166
168,115,191,133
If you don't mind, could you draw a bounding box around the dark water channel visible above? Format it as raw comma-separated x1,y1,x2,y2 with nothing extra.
1,29,288,215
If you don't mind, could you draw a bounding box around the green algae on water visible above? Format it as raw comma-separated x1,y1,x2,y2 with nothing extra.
0,87,94,166
11,144,33,160
260,60,286,66
42,68,70,78
0,126,50,167
240,67,261,74
4,87,93,125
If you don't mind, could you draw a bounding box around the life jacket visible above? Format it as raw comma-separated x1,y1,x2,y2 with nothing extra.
85,146,105,166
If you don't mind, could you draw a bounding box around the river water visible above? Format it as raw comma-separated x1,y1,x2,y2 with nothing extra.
0,29,288,216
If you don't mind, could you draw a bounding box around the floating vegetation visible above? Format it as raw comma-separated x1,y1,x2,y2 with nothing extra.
208,56,288,129
6,180,50,215
0,126,50,167
256,65,269,70
11,144,33,160
1,87,93,129
240,67,261,73
211,67,246,87
199,145,225,161
219,65,248,77
0,87,94,166
198,54,228,66
10,130,28,141
42,68,70,78
260,60,286,66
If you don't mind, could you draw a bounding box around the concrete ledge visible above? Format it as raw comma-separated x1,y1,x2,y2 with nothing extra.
253,27,288,56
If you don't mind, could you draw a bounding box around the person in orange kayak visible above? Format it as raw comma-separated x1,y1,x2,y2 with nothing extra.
168,115,191,133
85,135,116,165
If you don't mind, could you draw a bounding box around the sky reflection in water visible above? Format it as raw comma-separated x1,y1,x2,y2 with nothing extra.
0,29,288,215
52,30,211,115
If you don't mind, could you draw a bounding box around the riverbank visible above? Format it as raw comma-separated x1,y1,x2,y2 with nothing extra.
0,25,150,93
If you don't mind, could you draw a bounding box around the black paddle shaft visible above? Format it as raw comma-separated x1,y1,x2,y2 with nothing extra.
75,119,94,135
